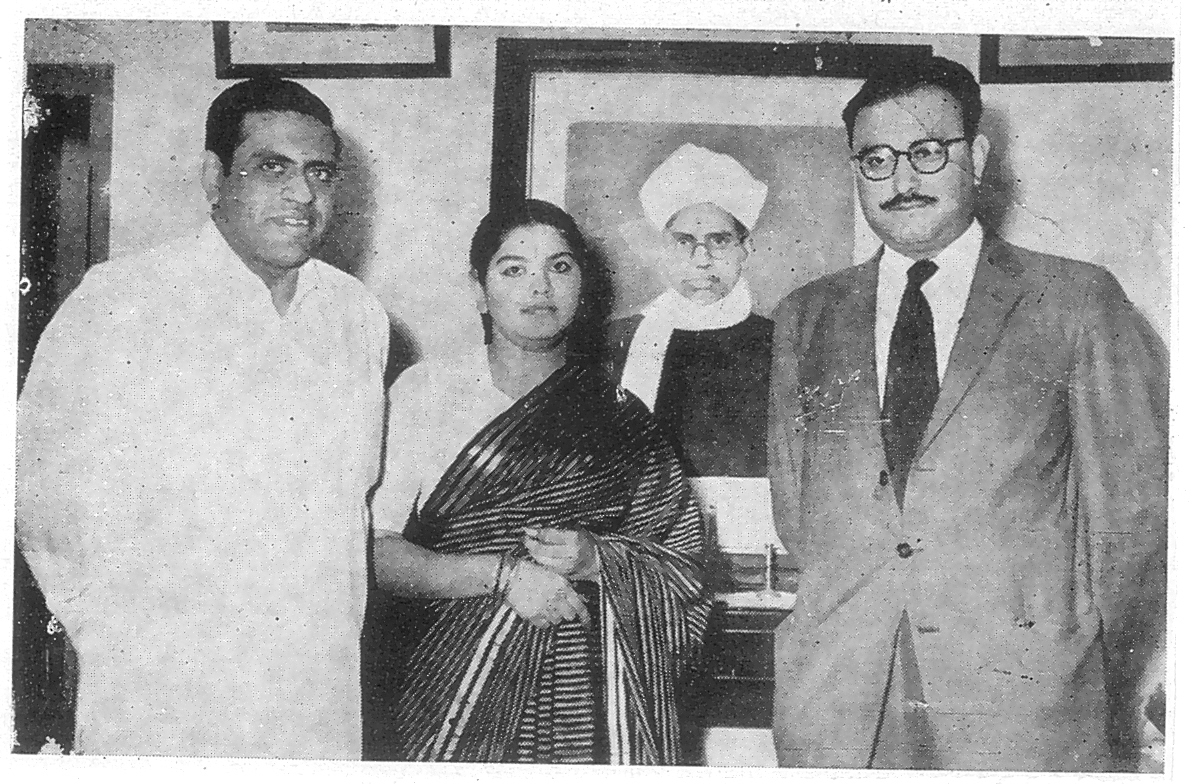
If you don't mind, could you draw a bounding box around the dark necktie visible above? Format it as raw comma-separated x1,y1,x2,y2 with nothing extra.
881,259,939,508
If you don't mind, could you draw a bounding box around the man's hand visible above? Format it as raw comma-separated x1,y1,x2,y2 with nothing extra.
503,558,590,629
522,527,599,581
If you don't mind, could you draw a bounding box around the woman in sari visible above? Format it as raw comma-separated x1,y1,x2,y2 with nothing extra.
370,200,710,764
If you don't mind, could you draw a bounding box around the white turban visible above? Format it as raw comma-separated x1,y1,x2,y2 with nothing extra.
638,143,768,232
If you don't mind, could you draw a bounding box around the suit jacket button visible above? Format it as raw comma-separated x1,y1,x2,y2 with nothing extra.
879,470,889,487
896,542,914,558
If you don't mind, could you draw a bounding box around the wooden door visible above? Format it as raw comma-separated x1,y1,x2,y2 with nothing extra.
13,62,112,754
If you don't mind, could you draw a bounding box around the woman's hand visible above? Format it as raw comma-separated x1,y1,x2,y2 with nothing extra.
503,557,590,629
522,527,600,580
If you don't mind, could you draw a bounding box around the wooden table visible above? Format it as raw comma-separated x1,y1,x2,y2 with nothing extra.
678,553,798,764
685,598,795,729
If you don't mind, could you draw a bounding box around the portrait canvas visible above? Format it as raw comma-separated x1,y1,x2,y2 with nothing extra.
565,122,853,318
526,70,882,318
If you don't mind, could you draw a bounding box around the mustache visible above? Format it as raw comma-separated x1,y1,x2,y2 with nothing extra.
881,193,938,211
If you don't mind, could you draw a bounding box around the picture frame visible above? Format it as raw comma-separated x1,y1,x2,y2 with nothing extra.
490,38,931,212
213,21,451,79
978,34,1172,83
489,37,932,322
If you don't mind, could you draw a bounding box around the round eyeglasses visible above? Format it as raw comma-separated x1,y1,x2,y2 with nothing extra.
668,232,743,259
851,137,968,181
238,158,341,190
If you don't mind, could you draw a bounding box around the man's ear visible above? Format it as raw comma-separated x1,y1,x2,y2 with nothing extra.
201,151,226,208
970,133,991,185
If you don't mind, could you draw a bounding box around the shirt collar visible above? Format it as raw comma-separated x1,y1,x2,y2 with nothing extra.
880,219,984,281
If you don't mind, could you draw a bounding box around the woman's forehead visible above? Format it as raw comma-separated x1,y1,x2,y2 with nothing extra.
494,224,572,257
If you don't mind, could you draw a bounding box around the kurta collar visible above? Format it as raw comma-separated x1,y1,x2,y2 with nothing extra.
198,220,323,315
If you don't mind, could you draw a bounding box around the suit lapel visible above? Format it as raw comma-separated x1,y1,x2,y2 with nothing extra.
854,254,885,428
917,235,1026,459
819,250,883,431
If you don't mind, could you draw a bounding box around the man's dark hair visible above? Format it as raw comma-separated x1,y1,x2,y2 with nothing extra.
842,56,983,148
205,79,339,174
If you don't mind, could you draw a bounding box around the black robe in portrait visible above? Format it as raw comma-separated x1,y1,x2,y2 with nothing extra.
606,313,774,478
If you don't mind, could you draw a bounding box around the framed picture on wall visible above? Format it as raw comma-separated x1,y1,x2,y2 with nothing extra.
978,34,1172,83
489,38,931,320
213,21,451,79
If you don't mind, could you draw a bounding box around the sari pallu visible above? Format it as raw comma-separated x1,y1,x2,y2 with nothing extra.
391,363,710,764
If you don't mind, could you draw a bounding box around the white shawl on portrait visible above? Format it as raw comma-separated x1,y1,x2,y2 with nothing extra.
619,278,753,411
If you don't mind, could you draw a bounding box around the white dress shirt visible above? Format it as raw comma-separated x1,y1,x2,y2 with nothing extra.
874,219,985,397
16,222,389,758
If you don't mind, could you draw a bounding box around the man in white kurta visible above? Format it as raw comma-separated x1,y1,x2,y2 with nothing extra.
16,80,389,758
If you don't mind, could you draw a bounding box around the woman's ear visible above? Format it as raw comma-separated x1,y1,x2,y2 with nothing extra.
470,270,494,344
470,269,487,313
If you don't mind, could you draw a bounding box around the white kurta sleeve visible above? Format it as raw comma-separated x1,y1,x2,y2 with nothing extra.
371,365,431,535
367,299,390,381
16,267,157,641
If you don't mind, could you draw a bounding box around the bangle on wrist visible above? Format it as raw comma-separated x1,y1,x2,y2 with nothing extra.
491,552,508,596
493,551,521,597
501,556,517,596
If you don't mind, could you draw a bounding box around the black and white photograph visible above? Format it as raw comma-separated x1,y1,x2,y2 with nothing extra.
7,2,1182,780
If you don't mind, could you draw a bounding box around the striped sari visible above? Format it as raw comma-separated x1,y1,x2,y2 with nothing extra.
390,362,710,764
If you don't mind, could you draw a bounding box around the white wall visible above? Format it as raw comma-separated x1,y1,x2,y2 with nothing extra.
26,20,1172,361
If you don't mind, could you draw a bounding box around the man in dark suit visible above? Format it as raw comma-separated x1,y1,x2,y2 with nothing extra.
768,56,1167,771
